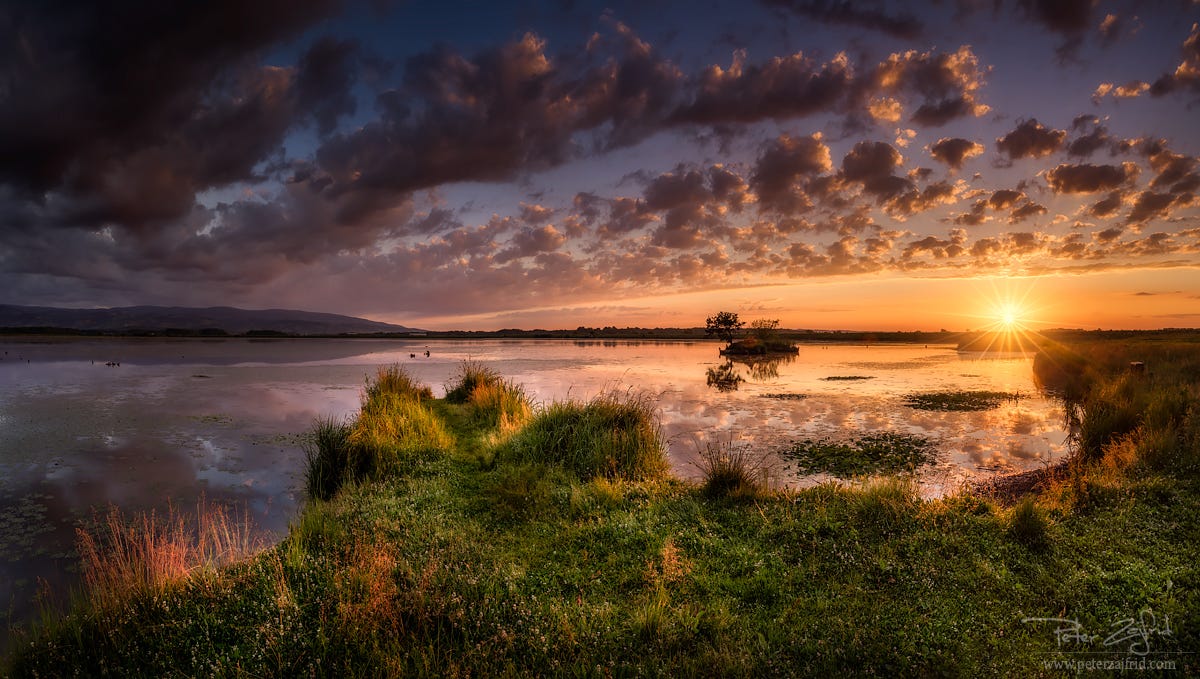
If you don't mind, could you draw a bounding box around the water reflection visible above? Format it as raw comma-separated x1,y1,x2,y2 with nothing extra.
704,354,795,390
705,361,743,391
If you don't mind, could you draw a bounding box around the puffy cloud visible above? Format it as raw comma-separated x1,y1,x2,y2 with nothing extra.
1094,23,1200,100
670,49,855,126
871,46,991,126
1088,191,1125,218
1045,162,1139,193
760,0,923,39
929,137,984,169
751,134,834,213
996,119,1066,160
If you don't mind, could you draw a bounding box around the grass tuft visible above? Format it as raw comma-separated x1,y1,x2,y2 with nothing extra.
1008,496,1051,550
502,390,668,481
304,416,353,501
694,437,770,499
445,361,531,433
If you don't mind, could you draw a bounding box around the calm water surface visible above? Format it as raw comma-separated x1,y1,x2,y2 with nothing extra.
0,337,1070,640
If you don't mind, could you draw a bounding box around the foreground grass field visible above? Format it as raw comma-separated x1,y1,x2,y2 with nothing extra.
5,338,1199,676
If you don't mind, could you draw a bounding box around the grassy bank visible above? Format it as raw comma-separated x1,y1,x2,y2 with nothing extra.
5,343,1200,676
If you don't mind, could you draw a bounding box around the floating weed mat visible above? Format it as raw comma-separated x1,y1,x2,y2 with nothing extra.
902,390,1022,411
821,375,874,381
781,432,938,478
760,393,807,400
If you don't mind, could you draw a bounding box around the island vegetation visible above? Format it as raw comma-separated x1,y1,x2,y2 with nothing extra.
706,312,799,357
4,335,1199,675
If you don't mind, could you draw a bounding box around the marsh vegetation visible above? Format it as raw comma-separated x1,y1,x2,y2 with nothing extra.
5,337,1199,675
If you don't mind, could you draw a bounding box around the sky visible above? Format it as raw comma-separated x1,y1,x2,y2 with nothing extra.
1,0,1199,331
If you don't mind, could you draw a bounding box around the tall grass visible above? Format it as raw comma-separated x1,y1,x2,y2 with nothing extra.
305,366,450,499
502,390,668,481
77,500,262,612
305,416,352,501
444,360,531,432
1034,339,1200,473
365,364,433,402
694,437,769,499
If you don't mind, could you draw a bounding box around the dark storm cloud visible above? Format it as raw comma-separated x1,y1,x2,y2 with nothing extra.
760,0,924,39
296,37,360,136
0,0,345,227
995,119,1067,160
1045,162,1138,193
310,26,684,224
929,137,984,169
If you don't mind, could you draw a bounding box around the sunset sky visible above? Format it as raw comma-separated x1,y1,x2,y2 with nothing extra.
1,0,1198,330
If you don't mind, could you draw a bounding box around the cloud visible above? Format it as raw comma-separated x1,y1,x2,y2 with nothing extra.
1016,0,1095,58
669,49,855,126
760,0,923,39
1094,23,1200,100
929,137,984,169
872,46,991,127
751,134,833,213
995,119,1066,160
0,0,344,230
1045,162,1139,193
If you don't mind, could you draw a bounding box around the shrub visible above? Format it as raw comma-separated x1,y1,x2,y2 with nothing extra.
503,390,668,481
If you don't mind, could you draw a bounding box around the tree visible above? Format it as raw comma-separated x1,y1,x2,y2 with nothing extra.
705,311,744,345
749,319,780,343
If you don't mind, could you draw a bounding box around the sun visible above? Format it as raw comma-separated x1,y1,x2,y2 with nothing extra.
997,303,1023,330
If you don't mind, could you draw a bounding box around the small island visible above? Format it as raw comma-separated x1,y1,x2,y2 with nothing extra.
705,311,799,356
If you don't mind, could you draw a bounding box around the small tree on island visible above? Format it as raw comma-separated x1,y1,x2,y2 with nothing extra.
750,319,780,344
705,311,744,345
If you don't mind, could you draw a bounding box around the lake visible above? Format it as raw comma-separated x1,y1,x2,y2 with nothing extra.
0,337,1070,642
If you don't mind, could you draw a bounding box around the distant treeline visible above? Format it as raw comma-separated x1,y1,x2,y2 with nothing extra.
3,326,1197,343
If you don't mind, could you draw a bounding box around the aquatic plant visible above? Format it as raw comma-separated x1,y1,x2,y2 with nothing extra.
782,432,938,477
820,375,874,381
902,390,1021,411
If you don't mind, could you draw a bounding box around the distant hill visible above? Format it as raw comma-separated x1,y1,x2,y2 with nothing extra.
0,305,422,336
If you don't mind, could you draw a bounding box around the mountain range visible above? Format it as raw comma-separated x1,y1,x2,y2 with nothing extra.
0,305,421,335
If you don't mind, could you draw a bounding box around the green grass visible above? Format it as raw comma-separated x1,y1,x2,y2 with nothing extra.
501,390,668,481
781,432,938,477
443,360,531,433
903,390,1022,411
6,343,1200,676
